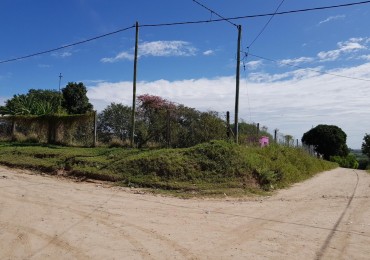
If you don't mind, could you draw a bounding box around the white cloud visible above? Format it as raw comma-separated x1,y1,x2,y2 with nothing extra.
140,41,196,57
203,50,214,56
101,41,197,63
87,62,370,148
52,51,72,58
359,54,370,61
318,15,346,25
317,38,367,61
101,52,134,62
279,57,314,66
245,60,263,70
248,67,322,83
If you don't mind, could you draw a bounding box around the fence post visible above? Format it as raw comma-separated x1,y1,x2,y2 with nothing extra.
11,118,16,139
93,111,97,147
166,109,171,148
226,111,230,139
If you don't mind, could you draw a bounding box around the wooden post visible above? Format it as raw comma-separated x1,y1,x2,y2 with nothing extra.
11,118,16,140
130,21,139,148
166,109,171,148
93,111,97,147
226,111,230,139
274,129,278,143
234,25,242,144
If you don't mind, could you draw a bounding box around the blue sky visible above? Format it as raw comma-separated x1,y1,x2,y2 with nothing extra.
1,0,370,148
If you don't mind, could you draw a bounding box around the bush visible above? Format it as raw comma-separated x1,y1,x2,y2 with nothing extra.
0,140,338,195
330,154,359,169
108,138,130,148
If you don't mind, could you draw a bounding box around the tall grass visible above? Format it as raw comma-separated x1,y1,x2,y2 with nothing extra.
0,141,337,196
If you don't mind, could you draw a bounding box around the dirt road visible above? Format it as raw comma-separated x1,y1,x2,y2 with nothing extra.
0,166,369,260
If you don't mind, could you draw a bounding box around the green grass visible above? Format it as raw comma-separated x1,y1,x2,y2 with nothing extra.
0,141,337,196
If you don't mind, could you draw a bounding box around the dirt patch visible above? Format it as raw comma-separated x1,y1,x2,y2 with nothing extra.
1,166,370,259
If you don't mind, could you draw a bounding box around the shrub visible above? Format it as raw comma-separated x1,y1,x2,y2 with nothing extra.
108,138,130,148
330,154,359,169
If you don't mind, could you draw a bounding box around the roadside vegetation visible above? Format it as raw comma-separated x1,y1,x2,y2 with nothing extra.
0,140,336,197
0,88,355,196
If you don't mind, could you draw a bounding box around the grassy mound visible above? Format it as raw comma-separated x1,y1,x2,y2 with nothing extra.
0,141,337,196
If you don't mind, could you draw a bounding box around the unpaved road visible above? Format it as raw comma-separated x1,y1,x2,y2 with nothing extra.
0,167,370,260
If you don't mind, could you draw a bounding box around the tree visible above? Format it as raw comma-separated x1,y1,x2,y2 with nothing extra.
361,133,370,158
134,94,227,148
301,124,349,160
97,103,131,142
135,94,175,147
0,89,62,115
174,106,226,147
233,121,272,145
62,82,93,114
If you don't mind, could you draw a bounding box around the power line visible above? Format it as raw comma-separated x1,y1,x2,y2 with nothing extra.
192,0,238,27
247,53,370,82
2,1,370,64
0,25,135,64
230,0,370,21
248,0,285,49
142,0,370,27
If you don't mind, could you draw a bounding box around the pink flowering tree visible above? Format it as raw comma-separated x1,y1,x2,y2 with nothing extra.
132,94,227,148
135,94,176,147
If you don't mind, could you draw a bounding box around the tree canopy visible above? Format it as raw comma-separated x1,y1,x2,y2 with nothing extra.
134,94,226,148
361,133,370,158
95,94,227,148
0,89,62,116
62,82,93,114
301,124,349,160
97,103,131,142
0,82,93,116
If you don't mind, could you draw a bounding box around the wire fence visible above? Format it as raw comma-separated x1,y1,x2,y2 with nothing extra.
0,110,318,159
0,114,96,147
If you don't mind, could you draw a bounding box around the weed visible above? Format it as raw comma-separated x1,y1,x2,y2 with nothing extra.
0,140,337,196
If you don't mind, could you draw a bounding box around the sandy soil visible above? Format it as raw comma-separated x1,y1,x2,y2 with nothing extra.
0,166,369,260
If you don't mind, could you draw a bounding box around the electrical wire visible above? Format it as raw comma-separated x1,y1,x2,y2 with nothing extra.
142,0,370,27
247,53,370,82
243,64,253,122
0,25,135,64
1,0,370,64
248,0,285,49
192,0,238,27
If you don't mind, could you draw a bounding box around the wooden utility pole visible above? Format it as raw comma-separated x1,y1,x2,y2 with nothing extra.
226,111,230,139
130,22,139,147
234,25,242,144
58,73,63,112
274,129,278,143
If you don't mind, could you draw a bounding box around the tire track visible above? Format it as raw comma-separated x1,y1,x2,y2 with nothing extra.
0,221,88,259
0,190,154,259
315,169,360,260
0,187,196,259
